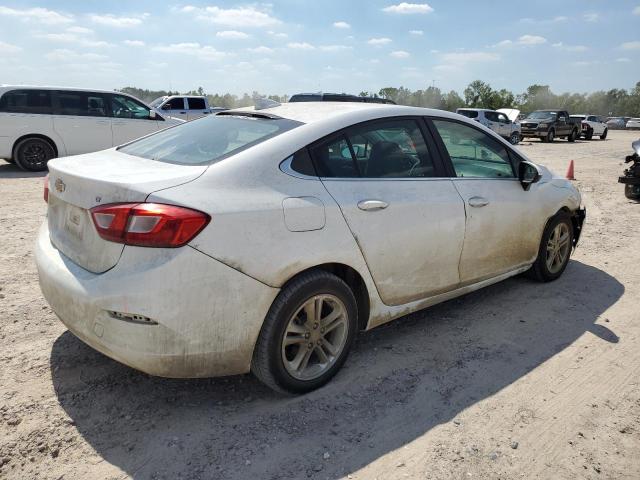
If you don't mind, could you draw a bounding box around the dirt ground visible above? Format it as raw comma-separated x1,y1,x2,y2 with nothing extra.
1,130,639,480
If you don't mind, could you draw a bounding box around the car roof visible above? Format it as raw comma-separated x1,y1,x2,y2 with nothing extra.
457,108,493,112
0,84,122,95
230,102,461,125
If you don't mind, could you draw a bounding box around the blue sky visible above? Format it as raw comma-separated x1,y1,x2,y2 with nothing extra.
0,1,639,96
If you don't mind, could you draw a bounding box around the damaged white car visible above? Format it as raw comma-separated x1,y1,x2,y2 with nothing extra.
36,102,585,393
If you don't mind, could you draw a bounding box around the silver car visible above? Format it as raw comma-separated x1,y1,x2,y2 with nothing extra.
457,108,522,145
36,102,585,393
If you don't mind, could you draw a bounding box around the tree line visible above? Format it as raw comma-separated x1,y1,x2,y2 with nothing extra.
120,80,640,116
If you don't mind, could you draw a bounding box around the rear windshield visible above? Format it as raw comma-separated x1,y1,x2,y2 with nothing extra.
118,114,301,165
457,110,479,119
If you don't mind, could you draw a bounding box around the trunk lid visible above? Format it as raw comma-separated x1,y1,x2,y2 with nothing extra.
46,149,207,273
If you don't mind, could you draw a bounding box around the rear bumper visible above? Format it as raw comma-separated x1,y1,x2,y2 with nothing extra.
35,221,279,378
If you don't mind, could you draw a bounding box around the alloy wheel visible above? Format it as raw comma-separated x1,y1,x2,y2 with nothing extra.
545,223,571,274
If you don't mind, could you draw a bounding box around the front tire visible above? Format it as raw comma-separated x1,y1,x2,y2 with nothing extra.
585,129,593,141
13,137,55,172
542,129,555,143
509,132,520,145
600,128,608,140
527,212,573,282
251,270,358,394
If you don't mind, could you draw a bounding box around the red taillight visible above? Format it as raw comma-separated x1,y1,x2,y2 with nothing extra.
90,203,210,248
44,175,49,203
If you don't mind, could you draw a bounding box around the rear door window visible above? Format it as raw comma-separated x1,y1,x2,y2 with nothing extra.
0,89,52,114
431,119,515,178
457,110,479,119
187,97,206,110
54,91,107,117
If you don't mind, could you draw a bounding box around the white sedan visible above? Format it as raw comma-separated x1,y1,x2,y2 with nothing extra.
36,103,585,393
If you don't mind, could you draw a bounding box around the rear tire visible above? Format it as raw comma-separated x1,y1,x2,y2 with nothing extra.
527,212,573,282
585,129,593,141
567,129,577,142
600,128,608,140
251,270,358,394
509,132,520,145
13,137,55,172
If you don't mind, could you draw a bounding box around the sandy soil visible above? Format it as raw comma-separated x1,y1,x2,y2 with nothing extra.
1,130,639,480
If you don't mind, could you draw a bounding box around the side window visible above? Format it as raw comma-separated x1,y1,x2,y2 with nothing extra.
55,91,107,117
484,111,498,122
309,135,359,178
166,97,185,110
0,89,52,114
346,119,435,178
187,97,206,110
289,148,316,176
497,113,509,123
432,119,515,179
111,95,152,120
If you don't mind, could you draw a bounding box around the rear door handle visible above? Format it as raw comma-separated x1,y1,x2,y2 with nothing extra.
468,196,489,207
357,199,389,211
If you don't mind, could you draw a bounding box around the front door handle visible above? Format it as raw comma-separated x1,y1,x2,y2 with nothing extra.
357,199,389,211
468,196,489,208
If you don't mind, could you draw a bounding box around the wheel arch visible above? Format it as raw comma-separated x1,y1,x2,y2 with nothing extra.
12,133,60,159
281,263,371,331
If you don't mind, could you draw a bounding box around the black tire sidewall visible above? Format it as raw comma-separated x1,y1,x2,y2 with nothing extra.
510,132,519,145
534,213,574,281
255,272,358,393
601,129,607,140
14,138,54,172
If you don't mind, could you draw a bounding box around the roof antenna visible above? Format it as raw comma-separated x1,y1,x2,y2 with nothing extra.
254,97,281,110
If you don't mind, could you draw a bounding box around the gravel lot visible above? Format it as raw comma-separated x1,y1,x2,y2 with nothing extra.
1,131,639,480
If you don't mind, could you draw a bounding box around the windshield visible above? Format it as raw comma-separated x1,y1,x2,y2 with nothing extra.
118,114,301,165
528,111,557,120
149,97,166,108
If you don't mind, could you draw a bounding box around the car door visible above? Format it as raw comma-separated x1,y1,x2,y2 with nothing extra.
556,112,571,136
186,97,209,121
160,97,187,121
588,116,602,135
429,118,541,285
51,90,112,155
496,112,511,137
483,111,500,134
313,117,466,306
109,94,162,146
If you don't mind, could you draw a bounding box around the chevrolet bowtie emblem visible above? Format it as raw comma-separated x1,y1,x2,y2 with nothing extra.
55,178,66,193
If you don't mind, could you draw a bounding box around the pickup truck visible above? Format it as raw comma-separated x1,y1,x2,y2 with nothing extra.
520,109,580,143
149,95,225,121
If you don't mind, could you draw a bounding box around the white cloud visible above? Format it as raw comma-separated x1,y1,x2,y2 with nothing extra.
382,3,434,14
368,37,392,45
493,39,513,47
552,42,588,52
181,5,280,28
616,57,631,62
390,50,410,58
620,41,640,50
247,46,274,54
35,32,112,48
216,30,250,39
634,6,640,15
583,12,599,22
319,44,352,52
89,14,146,28
519,16,567,24
333,21,350,29
66,26,92,34
409,30,423,36
153,42,226,60
123,40,145,47
441,51,500,63
44,49,108,62
517,34,547,45
272,63,293,72
571,60,594,67
267,31,288,38
0,6,73,25
287,42,315,50
0,41,22,54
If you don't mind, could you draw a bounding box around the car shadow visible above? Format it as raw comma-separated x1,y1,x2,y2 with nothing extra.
0,161,47,178
50,260,623,479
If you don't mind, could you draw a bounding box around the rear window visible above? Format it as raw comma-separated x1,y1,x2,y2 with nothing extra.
0,89,52,114
457,109,479,119
187,97,206,109
118,114,301,165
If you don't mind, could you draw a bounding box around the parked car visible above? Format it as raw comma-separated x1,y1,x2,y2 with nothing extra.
36,103,585,393
626,118,640,130
606,117,629,130
289,92,395,104
456,108,521,144
520,110,580,143
0,86,183,171
570,114,608,140
149,95,226,121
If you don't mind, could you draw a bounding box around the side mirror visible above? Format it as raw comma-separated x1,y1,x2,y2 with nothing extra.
519,161,541,191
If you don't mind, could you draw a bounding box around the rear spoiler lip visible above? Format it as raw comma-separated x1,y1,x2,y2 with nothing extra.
216,111,283,120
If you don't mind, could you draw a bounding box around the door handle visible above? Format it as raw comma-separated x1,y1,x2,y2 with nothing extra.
179,111,187,114
468,196,489,207
357,199,389,211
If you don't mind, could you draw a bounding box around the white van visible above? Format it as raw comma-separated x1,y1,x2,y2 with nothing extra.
0,86,184,171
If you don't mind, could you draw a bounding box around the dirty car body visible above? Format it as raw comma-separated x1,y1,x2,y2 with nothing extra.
36,102,585,391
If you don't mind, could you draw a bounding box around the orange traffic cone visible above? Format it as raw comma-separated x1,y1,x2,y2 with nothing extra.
566,160,575,180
